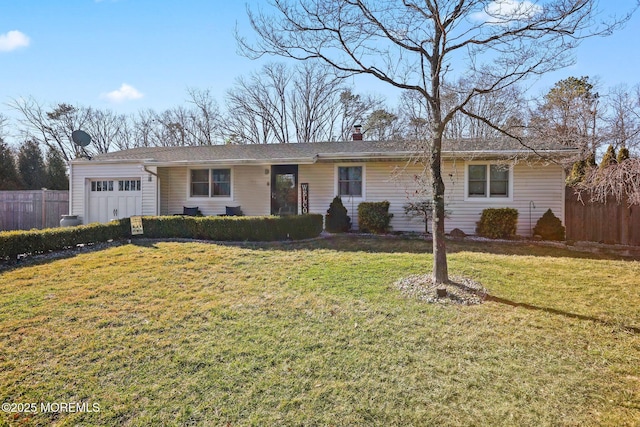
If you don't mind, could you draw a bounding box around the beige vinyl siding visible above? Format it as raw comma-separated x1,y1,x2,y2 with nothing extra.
298,163,335,223
70,161,156,224
141,165,158,216
364,162,425,232
300,162,424,231
235,165,270,216
300,160,565,235
160,165,269,216
73,157,565,235
158,167,170,215
433,161,565,236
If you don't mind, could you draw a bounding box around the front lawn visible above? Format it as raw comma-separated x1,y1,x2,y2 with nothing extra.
1,236,638,426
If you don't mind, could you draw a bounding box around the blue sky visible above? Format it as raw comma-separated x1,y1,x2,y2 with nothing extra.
1,0,639,120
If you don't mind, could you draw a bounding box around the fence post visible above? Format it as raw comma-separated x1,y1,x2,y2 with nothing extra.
42,189,46,229
620,193,631,246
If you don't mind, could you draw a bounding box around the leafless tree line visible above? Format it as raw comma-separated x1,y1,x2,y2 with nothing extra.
4,64,640,163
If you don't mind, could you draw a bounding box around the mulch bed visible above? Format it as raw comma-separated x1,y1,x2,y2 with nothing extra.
394,274,487,305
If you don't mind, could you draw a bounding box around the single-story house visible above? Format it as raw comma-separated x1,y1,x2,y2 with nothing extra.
68,139,577,236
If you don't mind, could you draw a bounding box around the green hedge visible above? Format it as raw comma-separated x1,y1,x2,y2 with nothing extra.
0,214,323,260
357,201,393,234
0,221,128,261
140,214,323,241
475,208,519,239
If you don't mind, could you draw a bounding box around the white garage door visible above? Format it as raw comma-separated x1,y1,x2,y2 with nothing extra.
88,179,142,224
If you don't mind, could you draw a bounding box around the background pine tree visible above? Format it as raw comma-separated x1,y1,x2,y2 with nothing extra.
0,139,21,190
45,148,69,190
17,140,47,190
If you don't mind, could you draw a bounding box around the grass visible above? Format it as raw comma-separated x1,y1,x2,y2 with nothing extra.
0,235,639,426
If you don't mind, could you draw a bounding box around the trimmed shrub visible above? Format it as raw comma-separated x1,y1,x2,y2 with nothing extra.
0,220,127,261
476,208,519,239
358,201,393,234
139,214,323,241
325,196,351,233
533,209,565,241
0,215,323,260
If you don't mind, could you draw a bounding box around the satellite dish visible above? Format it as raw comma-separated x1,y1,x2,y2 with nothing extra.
72,130,92,147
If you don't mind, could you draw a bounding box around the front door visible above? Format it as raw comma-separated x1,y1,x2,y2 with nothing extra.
271,165,298,215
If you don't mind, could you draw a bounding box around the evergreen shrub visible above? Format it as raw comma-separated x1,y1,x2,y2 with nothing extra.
358,201,393,234
533,209,565,241
325,196,351,233
476,208,519,239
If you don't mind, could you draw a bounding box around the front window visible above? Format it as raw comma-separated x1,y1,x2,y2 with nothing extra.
489,165,509,197
467,164,510,198
338,166,362,197
190,168,231,198
190,169,210,197
212,169,231,197
468,165,487,197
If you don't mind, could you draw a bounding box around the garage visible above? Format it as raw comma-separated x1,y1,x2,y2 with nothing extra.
87,178,143,224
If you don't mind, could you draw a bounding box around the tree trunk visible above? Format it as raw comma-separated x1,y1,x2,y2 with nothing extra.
431,133,448,284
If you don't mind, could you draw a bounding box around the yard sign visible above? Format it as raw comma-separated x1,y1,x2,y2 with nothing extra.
130,216,144,235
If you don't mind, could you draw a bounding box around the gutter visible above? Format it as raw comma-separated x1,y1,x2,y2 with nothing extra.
146,156,318,167
142,165,159,178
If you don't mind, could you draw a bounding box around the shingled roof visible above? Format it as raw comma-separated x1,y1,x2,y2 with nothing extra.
86,139,576,165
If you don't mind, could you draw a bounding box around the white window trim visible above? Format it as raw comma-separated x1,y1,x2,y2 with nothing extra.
463,161,513,202
334,164,366,201
187,166,234,202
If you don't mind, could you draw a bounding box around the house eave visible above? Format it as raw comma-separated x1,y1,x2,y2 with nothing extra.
316,152,415,161
70,158,148,165
442,149,578,159
77,147,578,166
143,157,318,167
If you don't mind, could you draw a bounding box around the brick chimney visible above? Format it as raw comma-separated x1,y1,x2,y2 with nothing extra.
352,124,363,141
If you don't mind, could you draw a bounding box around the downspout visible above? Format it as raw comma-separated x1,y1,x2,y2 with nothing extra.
142,165,159,179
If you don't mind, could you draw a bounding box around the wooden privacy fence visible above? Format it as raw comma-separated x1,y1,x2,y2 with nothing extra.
0,190,69,231
565,187,640,246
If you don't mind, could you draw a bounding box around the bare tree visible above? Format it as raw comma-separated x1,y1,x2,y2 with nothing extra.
364,108,401,141
222,63,292,144
576,157,640,205
186,87,222,145
222,62,372,143
0,113,8,140
445,79,527,139
10,97,91,161
84,108,132,154
290,62,347,142
240,0,636,284
337,90,386,140
130,109,161,148
529,76,601,162
603,83,640,155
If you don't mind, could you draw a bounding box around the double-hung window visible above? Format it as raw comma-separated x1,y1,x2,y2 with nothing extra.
190,168,231,198
211,169,231,197
467,164,510,198
338,166,363,197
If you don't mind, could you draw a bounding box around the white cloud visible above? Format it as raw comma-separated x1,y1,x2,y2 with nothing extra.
472,0,542,24
101,83,144,103
0,30,30,52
